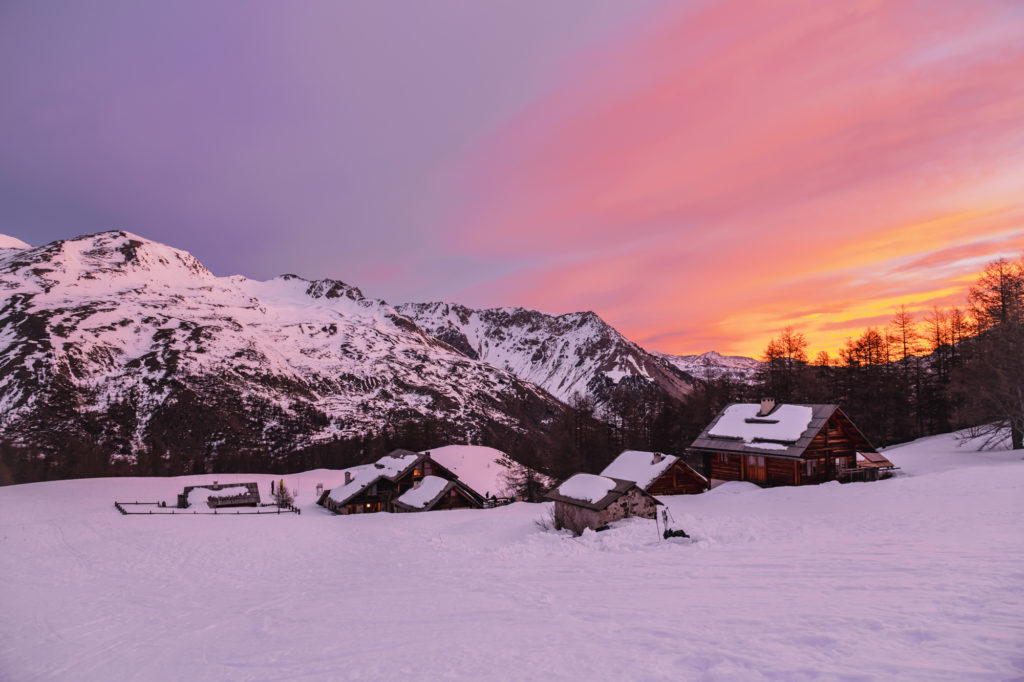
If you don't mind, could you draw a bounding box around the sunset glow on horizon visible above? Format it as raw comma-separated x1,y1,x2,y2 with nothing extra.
444,0,1024,358
3,1,1023,360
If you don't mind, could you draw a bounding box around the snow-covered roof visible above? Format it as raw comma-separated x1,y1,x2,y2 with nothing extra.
395,476,451,509
556,474,618,504
325,464,378,504
186,485,252,508
325,450,426,506
691,403,878,460
371,451,421,478
600,450,679,490
545,474,660,511
708,404,814,444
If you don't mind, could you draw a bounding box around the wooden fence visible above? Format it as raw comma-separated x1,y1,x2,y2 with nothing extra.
114,501,300,515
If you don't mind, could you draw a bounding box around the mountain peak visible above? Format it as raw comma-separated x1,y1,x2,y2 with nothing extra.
0,230,216,291
0,234,31,250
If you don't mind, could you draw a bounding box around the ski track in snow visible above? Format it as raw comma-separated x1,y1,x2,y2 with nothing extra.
1,432,1022,680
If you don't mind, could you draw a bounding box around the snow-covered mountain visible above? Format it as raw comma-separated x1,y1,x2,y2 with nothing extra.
0,231,564,470
657,350,762,382
396,301,696,408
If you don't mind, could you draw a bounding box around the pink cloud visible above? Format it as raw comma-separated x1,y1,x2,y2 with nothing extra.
440,0,1024,356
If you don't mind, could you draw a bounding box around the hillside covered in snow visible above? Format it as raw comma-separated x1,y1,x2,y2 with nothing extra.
0,231,565,474
657,350,762,382
397,301,697,407
0,429,1020,680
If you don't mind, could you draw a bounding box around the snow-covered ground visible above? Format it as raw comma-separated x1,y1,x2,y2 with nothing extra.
1,431,1021,680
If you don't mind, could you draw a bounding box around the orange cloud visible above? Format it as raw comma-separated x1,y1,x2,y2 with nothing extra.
441,0,1024,358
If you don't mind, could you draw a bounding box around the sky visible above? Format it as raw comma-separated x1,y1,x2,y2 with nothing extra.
2,1,1023,358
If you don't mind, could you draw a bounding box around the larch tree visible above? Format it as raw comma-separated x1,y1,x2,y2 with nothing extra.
956,258,1024,449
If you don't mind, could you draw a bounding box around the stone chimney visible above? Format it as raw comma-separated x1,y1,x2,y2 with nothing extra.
651,452,664,464
344,471,352,485
212,480,219,490
759,398,776,417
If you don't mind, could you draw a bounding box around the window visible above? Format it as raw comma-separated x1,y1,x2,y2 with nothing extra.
718,453,728,463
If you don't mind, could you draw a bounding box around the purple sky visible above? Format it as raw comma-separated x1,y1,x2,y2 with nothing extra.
0,1,657,298
4,2,1022,357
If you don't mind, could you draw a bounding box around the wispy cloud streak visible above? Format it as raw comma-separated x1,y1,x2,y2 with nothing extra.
444,0,1024,356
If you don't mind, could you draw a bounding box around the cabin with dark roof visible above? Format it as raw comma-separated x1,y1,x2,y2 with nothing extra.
317,449,484,514
600,450,709,496
544,473,661,533
688,399,888,487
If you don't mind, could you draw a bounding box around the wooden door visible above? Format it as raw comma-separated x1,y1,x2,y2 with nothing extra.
746,455,766,483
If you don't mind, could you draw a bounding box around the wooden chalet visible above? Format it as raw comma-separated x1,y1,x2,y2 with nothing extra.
600,450,709,496
688,399,886,487
177,482,260,509
317,449,484,514
545,473,661,533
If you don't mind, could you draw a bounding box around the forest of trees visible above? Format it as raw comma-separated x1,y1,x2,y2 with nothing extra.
582,255,1024,471
3,257,1021,491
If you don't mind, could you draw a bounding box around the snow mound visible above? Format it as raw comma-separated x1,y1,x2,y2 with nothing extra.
425,445,510,497
600,450,680,489
556,473,617,504
0,430,1022,680
709,403,814,443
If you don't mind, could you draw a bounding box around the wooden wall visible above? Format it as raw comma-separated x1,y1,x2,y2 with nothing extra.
648,461,709,495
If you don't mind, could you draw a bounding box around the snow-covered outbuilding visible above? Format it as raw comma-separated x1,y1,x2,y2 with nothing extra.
688,400,885,486
177,482,260,509
544,473,661,533
600,450,708,496
317,449,484,514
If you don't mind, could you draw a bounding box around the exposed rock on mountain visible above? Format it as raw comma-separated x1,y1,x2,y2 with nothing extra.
396,302,696,408
0,231,564,473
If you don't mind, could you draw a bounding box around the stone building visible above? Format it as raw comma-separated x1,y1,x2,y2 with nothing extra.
544,473,661,533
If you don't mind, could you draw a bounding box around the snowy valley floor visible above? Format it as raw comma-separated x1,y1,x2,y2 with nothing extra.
1,432,1022,681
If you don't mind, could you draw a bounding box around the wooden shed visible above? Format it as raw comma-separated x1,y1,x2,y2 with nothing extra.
688,400,885,487
317,449,484,514
178,482,260,509
544,474,661,533
600,450,709,496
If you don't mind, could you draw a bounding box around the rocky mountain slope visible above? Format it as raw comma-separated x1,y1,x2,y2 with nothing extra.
0,231,565,472
395,301,696,409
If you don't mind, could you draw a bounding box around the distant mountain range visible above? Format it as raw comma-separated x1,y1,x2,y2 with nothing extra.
657,350,762,382
0,231,760,474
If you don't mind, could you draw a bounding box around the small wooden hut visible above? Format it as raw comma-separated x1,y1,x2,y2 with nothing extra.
688,400,885,487
600,450,708,495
